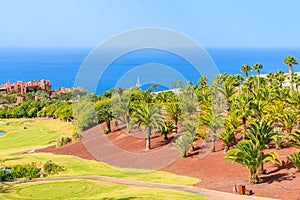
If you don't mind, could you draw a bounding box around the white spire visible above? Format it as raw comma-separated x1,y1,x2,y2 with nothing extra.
136,76,141,90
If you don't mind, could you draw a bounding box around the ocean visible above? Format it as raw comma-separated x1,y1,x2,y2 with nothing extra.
0,47,299,94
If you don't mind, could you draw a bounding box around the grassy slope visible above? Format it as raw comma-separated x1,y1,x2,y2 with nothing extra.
0,119,73,155
0,179,205,200
0,119,202,199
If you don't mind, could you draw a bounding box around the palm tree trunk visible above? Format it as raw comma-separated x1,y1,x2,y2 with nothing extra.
258,70,261,89
250,172,259,184
211,133,217,152
289,64,293,90
106,120,111,133
258,152,266,175
174,118,178,133
146,126,152,150
242,117,247,139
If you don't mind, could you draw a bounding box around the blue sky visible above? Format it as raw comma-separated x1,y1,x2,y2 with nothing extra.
1,0,300,48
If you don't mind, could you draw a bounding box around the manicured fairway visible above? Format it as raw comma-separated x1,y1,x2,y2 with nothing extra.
0,119,73,154
0,118,200,200
0,153,199,186
0,179,205,199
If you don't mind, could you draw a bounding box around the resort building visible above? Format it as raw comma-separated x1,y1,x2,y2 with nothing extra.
0,80,51,94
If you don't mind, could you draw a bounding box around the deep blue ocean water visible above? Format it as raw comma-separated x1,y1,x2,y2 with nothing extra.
0,47,300,94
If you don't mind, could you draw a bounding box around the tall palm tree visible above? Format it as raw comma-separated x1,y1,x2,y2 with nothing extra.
240,64,252,80
275,70,288,88
284,56,298,90
217,79,237,113
292,75,300,92
116,87,125,102
96,102,114,133
172,82,177,94
198,76,208,87
252,63,263,89
234,74,244,94
131,103,165,150
265,72,275,86
151,84,158,93
224,140,280,184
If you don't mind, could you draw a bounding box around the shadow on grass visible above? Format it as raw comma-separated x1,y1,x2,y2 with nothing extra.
0,157,22,163
0,183,15,194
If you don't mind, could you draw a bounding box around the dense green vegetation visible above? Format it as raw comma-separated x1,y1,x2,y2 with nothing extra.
97,56,300,184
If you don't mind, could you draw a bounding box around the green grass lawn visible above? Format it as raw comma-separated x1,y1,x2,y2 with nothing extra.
1,153,199,186
0,119,73,155
0,118,201,199
0,179,205,200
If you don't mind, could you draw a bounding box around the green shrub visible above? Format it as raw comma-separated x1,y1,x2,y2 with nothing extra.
288,151,300,172
173,133,194,158
10,163,40,179
56,136,72,147
103,129,110,134
0,169,12,181
43,160,64,175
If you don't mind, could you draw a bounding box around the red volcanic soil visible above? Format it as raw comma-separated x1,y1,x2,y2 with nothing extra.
37,123,300,200
35,141,96,161
105,123,175,153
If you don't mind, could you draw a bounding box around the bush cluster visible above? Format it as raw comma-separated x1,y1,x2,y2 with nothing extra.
0,161,64,181
43,160,64,175
56,136,72,147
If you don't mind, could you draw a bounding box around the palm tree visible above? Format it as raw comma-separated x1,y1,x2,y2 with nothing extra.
252,63,263,89
172,82,177,94
275,70,287,88
292,75,300,92
217,79,237,113
224,140,280,184
288,151,300,172
151,84,158,93
265,72,275,86
279,108,298,134
165,102,181,133
173,133,194,158
116,87,125,102
284,56,298,90
234,74,244,94
131,103,165,150
198,76,208,87
96,103,114,133
246,119,277,174
241,64,252,80
200,108,224,152
177,80,183,88
287,131,300,148
218,126,235,153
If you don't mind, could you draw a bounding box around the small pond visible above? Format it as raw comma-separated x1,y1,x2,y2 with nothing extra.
0,131,5,136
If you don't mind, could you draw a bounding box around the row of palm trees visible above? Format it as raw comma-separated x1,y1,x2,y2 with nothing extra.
94,55,299,184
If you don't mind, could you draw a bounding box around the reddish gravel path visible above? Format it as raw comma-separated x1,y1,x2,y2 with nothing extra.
37,123,300,200
80,124,180,170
